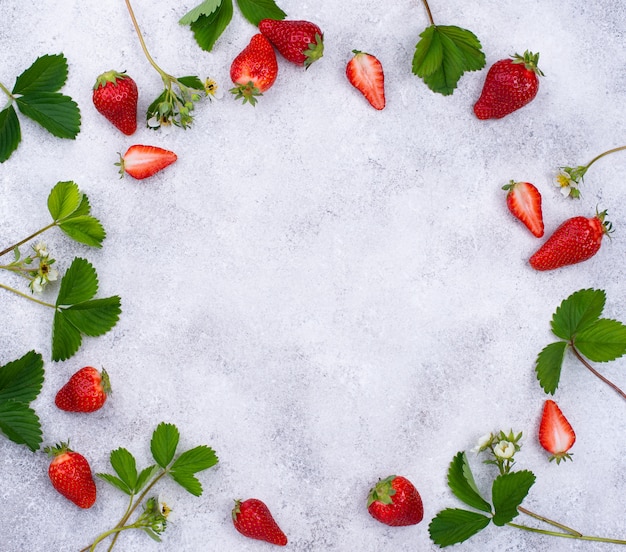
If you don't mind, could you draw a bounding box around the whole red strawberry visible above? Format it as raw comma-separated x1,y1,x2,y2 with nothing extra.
230,34,279,106
367,475,424,526
232,498,287,546
503,180,544,237
538,399,576,464
44,442,97,508
258,19,324,68
55,366,110,413
92,70,138,135
529,210,612,271
474,51,543,119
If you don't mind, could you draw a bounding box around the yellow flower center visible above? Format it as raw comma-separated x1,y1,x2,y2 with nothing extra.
556,173,571,188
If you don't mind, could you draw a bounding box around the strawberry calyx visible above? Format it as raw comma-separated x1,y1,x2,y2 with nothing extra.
44,441,72,458
232,499,243,521
229,81,263,106
100,367,112,396
510,50,544,77
595,208,614,238
303,33,324,69
93,70,129,90
367,475,397,507
549,450,574,465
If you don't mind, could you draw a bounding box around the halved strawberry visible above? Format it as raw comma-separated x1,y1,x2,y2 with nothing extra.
117,145,177,180
346,50,385,110
538,399,576,464
502,180,544,237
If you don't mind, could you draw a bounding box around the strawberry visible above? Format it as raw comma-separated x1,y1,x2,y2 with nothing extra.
232,498,287,546
502,180,544,237
44,442,97,508
117,144,177,180
538,399,576,464
474,51,543,120
346,50,386,110
529,210,612,271
367,475,424,526
230,34,279,106
55,366,110,413
92,70,138,135
258,19,324,68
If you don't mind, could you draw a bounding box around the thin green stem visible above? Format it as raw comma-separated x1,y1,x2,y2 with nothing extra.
0,265,33,276
508,521,626,544
571,344,626,401
518,506,581,536
0,80,14,102
124,0,169,80
586,145,626,170
420,0,435,25
0,282,56,308
0,222,57,258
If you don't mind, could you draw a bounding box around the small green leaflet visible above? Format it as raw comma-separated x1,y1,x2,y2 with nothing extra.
535,288,626,394
428,508,491,547
412,25,485,96
0,351,44,451
151,422,181,468
0,54,81,163
491,471,535,526
48,181,106,247
180,0,285,52
447,452,491,513
52,257,121,361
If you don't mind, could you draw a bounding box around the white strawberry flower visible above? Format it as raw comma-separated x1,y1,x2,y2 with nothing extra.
472,432,493,453
30,276,44,294
493,440,516,460
33,241,49,258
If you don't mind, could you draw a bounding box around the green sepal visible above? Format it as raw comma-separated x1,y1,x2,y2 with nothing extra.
0,106,21,163
428,508,491,547
143,528,163,542
535,341,568,394
189,0,233,52
235,0,286,26
574,318,626,362
551,288,605,341
447,452,492,513
491,470,535,526
12,53,68,95
16,93,81,139
151,422,180,468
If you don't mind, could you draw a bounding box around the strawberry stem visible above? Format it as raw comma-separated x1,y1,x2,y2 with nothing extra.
517,506,582,536
0,222,57,258
0,282,56,308
420,0,435,25
124,0,168,81
508,515,626,544
571,344,626,401
585,145,626,171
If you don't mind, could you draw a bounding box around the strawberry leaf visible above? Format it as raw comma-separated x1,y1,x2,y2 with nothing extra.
551,288,605,341
136,465,159,492
535,341,568,394
412,25,485,96
235,0,286,26
491,470,535,526
56,257,99,306
179,0,222,25
51,310,82,361
169,469,204,496
0,401,42,452
171,445,219,475
109,447,138,491
177,75,205,91
60,297,122,337
574,319,626,362
58,216,106,248
97,473,133,495
151,422,180,468
0,106,21,163
12,54,68,95
0,351,44,404
15,93,81,139
188,0,234,52
428,508,491,547
48,180,82,221
447,452,491,513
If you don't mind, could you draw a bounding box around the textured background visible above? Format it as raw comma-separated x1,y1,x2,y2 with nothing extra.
1,0,625,550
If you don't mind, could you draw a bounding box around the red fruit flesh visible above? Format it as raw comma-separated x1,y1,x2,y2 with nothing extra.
232,498,287,546
230,34,279,106
529,213,609,271
258,19,324,68
92,70,138,135
119,145,177,180
346,50,386,110
503,180,544,237
367,475,423,526
538,400,576,463
55,366,110,413
46,444,97,508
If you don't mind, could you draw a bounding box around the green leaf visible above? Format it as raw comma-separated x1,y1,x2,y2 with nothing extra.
188,0,234,52
136,465,159,492
143,528,163,542
109,447,138,491
51,310,82,361
169,469,203,496
151,423,180,468
171,445,219,474
179,0,222,25
61,297,122,337
491,470,536,526
58,215,106,247
0,106,21,163
0,401,42,451
15,92,81,139
412,25,485,96
236,0,286,26
447,452,491,513
177,75,205,91
575,318,626,362
535,341,568,395
56,257,98,306
0,351,44,404
71,193,93,217
428,508,491,547
12,54,68,95
97,473,132,495
551,288,605,341
48,180,82,221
